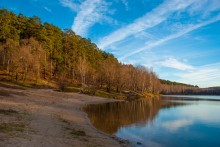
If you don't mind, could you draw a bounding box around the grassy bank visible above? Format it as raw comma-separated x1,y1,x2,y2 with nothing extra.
0,78,159,100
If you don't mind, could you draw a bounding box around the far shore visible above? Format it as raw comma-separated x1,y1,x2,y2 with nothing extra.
0,82,130,147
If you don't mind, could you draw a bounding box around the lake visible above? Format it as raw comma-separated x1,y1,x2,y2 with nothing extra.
84,95,220,147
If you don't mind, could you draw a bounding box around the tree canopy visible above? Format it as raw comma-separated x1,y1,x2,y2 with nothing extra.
0,9,161,95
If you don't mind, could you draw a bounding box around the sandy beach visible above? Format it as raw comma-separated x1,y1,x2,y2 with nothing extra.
0,83,130,147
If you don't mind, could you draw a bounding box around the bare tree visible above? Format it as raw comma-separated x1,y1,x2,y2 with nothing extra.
78,55,88,85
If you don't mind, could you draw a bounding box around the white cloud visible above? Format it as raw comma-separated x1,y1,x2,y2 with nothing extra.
119,15,220,60
71,0,110,36
177,63,220,87
60,0,112,37
43,6,52,13
179,105,220,122
162,119,193,132
133,31,156,40
188,0,220,18
98,0,196,49
60,0,79,12
160,58,194,70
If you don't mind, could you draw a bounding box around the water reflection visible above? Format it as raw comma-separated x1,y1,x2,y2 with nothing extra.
162,95,220,101
84,96,220,147
84,97,187,134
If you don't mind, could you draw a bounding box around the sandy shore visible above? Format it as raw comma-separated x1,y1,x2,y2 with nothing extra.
0,83,130,147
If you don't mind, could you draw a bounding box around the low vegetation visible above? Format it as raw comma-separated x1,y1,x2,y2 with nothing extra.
0,109,29,136
0,122,26,133
59,117,88,141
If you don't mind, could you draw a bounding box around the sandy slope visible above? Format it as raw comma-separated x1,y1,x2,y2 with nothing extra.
0,84,130,147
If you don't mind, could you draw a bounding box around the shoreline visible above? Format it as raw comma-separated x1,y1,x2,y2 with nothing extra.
0,83,131,147
81,100,130,146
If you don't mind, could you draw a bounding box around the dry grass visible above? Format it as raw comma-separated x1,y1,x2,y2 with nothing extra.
0,122,27,133
59,117,87,139
0,82,26,90
0,109,29,136
95,90,127,99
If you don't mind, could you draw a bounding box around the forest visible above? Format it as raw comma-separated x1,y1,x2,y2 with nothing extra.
0,9,219,97
160,79,220,95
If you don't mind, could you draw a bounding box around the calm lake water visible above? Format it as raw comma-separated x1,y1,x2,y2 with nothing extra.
84,95,220,147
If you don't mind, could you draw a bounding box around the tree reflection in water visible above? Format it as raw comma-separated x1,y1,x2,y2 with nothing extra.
84,97,187,134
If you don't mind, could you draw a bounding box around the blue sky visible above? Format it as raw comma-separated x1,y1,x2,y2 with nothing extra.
1,0,220,87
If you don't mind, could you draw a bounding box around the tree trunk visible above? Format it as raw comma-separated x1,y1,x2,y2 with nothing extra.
36,64,40,83
72,68,75,82
15,68,18,82
50,60,53,78
2,48,5,66
7,60,10,76
100,78,103,89
22,65,27,82
44,52,47,79
107,82,111,93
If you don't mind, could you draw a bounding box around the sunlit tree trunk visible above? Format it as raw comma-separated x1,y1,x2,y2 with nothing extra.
72,67,75,82
43,52,47,79
7,59,10,75
50,60,53,78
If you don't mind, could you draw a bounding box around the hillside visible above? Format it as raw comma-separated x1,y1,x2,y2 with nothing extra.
160,79,198,88
160,79,220,95
0,8,160,98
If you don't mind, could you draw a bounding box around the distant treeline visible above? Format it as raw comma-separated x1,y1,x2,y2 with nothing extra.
160,79,220,95
160,79,198,87
0,9,160,94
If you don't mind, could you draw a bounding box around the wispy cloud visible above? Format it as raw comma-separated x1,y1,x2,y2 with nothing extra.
72,0,110,36
43,6,52,13
121,0,129,11
60,0,112,37
180,104,220,122
119,14,220,60
187,0,220,17
162,119,193,132
177,62,220,87
60,0,79,12
160,58,194,70
98,0,195,49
